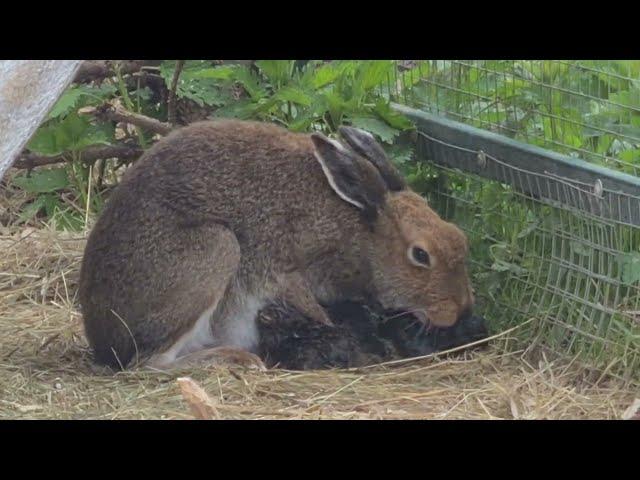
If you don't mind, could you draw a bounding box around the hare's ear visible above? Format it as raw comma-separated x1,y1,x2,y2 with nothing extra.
338,126,407,192
311,133,387,219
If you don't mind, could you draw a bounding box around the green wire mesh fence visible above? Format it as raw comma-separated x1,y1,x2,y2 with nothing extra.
391,61,640,383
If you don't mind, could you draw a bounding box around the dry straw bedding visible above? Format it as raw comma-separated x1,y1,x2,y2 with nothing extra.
0,224,637,420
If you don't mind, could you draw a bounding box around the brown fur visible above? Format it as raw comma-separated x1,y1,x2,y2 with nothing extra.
78,119,473,369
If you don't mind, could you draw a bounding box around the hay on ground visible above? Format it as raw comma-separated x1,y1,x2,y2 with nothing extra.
0,223,637,419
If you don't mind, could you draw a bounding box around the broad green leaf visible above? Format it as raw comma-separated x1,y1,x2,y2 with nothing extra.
12,168,69,194
48,88,88,119
373,101,414,130
357,60,394,91
273,86,313,106
619,149,640,164
71,123,114,151
182,85,230,108
570,241,591,257
30,112,111,155
618,252,640,285
349,116,400,144
55,113,113,152
57,113,89,150
27,126,65,156
160,61,236,108
517,218,540,239
384,143,414,165
213,99,259,120
43,194,60,218
134,86,153,102
310,63,342,89
160,60,213,82
189,66,237,80
48,84,117,120
17,196,47,224
289,112,319,132
49,206,85,232
233,67,267,100
490,260,528,275
255,61,294,87
320,91,341,124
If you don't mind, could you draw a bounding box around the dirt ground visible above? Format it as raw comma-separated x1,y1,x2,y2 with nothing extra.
0,225,637,420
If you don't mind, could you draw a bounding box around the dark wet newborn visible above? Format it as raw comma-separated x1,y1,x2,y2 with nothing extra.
257,301,489,370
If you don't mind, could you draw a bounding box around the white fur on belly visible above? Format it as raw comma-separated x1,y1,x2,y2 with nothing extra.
149,304,216,367
148,294,265,368
215,295,264,351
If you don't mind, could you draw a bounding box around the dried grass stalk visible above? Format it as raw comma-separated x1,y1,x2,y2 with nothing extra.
177,377,220,420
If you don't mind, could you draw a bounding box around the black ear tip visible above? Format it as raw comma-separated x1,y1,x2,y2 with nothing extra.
339,126,376,146
339,126,359,138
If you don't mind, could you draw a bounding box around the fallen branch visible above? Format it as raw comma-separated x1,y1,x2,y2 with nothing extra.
74,60,162,84
14,144,144,170
85,104,173,136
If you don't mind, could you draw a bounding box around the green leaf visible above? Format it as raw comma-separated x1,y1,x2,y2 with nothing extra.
12,168,69,194
189,66,237,80
373,101,415,130
160,61,237,108
357,61,394,91
213,99,259,120
43,194,59,218
490,260,528,275
310,63,342,89
233,67,267,100
349,116,400,144
30,113,113,156
17,196,47,224
570,241,591,257
619,149,640,164
134,86,153,102
63,114,113,152
384,144,415,170
48,88,88,119
288,112,318,132
255,61,294,86
618,252,640,284
517,219,540,239
47,84,117,120
27,126,65,156
273,86,313,106
51,207,85,231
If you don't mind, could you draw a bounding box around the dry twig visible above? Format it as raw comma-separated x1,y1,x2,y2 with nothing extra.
14,144,144,170
167,61,185,126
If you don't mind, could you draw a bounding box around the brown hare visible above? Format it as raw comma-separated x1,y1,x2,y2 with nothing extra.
78,119,474,370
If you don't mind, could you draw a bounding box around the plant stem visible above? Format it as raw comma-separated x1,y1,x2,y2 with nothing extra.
116,68,148,149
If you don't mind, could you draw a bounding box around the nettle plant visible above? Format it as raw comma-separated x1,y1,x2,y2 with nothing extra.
9,60,418,230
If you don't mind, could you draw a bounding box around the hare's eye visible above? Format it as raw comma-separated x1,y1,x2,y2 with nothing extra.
411,247,430,267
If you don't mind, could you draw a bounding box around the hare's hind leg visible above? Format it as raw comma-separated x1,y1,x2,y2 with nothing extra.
143,224,242,370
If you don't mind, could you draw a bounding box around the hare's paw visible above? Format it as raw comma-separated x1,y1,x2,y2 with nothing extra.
170,346,267,372
278,272,334,327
